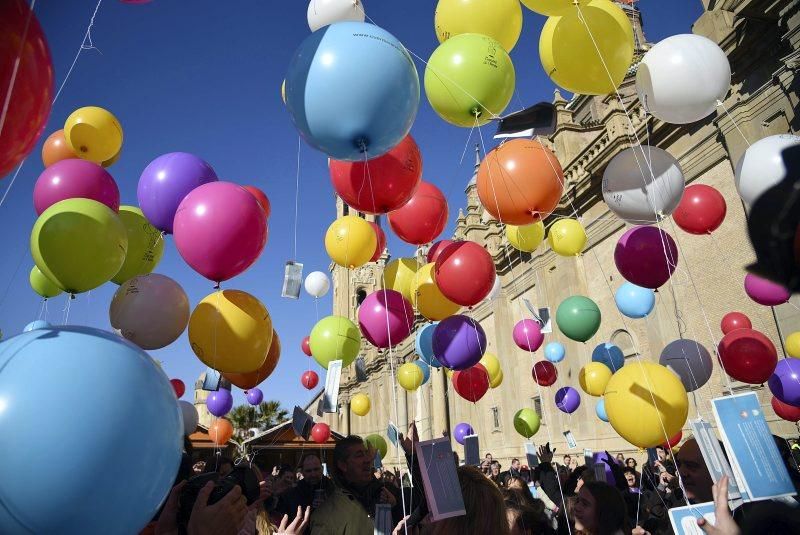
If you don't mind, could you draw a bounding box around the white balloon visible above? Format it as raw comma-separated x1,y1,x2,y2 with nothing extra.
304,271,331,298
307,0,365,32
602,146,685,224
178,400,199,436
658,339,713,392
636,34,730,124
487,275,502,300
735,134,800,206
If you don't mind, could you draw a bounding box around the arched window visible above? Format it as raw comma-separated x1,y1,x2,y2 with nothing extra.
356,288,367,306
610,329,637,359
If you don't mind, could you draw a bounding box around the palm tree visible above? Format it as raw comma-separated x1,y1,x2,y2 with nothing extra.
227,400,289,439
257,400,289,429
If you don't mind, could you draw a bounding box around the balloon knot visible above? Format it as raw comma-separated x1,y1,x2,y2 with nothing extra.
213,283,221,290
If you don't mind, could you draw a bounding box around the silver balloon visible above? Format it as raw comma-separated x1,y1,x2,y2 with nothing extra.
658,339,713,392
178,400,199,436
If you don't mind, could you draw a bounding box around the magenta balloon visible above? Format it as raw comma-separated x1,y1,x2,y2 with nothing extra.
555,386,581,414
513,319,544,352
744,273,790,306
357,289,414,348
173,182,267,282
432,315,487,371
614,226,678,289
33,159,119,215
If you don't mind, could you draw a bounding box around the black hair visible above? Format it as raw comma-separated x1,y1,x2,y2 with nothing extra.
582,481,630,534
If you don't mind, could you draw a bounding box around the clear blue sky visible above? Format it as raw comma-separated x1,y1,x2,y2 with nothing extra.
0,0,703,410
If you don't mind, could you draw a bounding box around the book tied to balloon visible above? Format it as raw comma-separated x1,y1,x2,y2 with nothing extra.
177,466,261,532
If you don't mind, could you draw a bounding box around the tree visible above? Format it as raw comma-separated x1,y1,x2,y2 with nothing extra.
257,400,289,429
227,400,289,440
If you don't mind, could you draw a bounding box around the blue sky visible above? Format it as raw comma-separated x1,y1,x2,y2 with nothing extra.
0,0,703,410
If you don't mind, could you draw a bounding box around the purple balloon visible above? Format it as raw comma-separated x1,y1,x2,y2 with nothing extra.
555,386,581,414
591,452,615,485
453,422,475,446
137,152,218,233
768,359,800,407
246,388,263,406
614,226,678,289
432,315,487,371
358,290,414,349
744,274,790,306
513,319,544,352
33,159,120,216
206,388,233,417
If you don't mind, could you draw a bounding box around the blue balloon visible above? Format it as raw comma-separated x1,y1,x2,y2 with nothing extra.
416,322,442,368
285,22,420,161
0,326,182,532
592,342,625,372
23,320,51,332
414,360,431,385
596,398,609,422
544,342,565,363
615,282,655,319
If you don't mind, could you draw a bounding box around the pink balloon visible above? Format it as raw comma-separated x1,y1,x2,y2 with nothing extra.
744,273,790,306
173,182,268,282
513,319,544,352
357,289,414,349
33,159,119,215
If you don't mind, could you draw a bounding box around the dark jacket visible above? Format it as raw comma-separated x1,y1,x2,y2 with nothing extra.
278,476,335,520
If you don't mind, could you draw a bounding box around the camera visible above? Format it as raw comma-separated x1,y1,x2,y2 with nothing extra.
177,465,260,532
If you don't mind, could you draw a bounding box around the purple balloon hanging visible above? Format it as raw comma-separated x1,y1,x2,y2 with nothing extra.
206,388,233,417
432,315,487,371
768,358,800,406
453,422,475,445
614,226,678,289
555,386,581,414
513,319,544,352
246,388,264,406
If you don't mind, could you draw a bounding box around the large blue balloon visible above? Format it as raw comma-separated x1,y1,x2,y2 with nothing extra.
592,342,625,372
615,282,655,319
544,341,565,363
596,398,609,422
416,322,442,368
0,326,182,532
414,360,431,385
23,320,51,332
285,22,420,161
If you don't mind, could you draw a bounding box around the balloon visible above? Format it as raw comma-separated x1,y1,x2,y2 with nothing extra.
33,158,120,216
30,198,127,294
351,393,371,416
435,0,522,52
477,139,564,225
744,273,790,306
532,360,558,387
595,398,609,422
242,186,271,218
452,364,490,402
591,343,625,373
302,335,313,357
544,342,565,363
309,315,361,368
358,290,414,348
382,258,420,303
179,400,199,436
112,206,165,284
548,218,587,256
64,106,123,164
662,431,683,449
506,222,545,253
388,182,448,245
556,295,601,343
604,362,688,448
305,271,331,298
209,419,234,445
673,184,726,234
435,241,496,307
520,0,587,16
453,422,475,445
539,0,634,95
487,275,502,300
365,434,388,459
101,148,121,168
171,379,185,398
786,332,800,359
433,315,487,370
302,370,319,390
224,331,281,389
513,408,541,438
479,352,501,383
41,130,77,167
555,387,581,414
245,388,264,406
720,312,752,335
614,226,678,289
330,135,422,214
717,328,777,384
110,274,190,350
410,263,461,321
207,389,234,417
579,362,612,396
137,152,218,234
398,362,425,391
311,422,332,443
23,320,50,332
768,359,800,407
188,290,273,373
0,0,53,177
370,222,386,262
0,326,181,532
735,134,800,206
490,369,504,388
325,215,377,269
416,322,443,368
286,22,419,161
29,266,61,299
281,79,286,104
614,283,655,319
428,240,454,263
659,339,713,392
602,147,685,224
307,0,365,31
513,319,544,352
772,396,800,422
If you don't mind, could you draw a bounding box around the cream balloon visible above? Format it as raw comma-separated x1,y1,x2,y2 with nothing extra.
307,0,365,32
486,275,502,301
304,271,331,298
735,134,800,206
179,400,199,436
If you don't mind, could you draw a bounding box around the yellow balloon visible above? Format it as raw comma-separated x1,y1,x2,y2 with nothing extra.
325,215,377,269
382,258,420,303
479,352,501,383
188,290,273,374
604,362,688,448
578,362,612,396
351,393,371,416
446,368,454,379
521,0,588,16
64,106,123,163
410,263,461,321
102,147,121,168
548,218,587,256
490,369,504,388
506,222,545,252
435,0,523,53
539,0,634,95
786,332,800,358
398,362,424,391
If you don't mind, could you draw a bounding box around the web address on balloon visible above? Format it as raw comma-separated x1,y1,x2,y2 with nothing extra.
352,33,413,61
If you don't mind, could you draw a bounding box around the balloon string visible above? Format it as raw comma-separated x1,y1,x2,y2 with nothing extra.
715,99,752,148
293,136,301,260
37,298,46,321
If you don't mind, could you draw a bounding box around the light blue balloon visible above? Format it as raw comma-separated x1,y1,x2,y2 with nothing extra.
615,282,655,319
592,342,625,372
286,22,420,161
0,326,182,533
414,360,431,385
596,398,609,422
416,322,442,368
23,320,51,332
544,342,565,363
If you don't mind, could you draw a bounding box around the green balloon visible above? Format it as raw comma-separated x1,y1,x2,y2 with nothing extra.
29,266,62,298
424,33,515,127
30,198,127,294
112,206,164,285
309,315,361,369
556,295,601,342
365,434,388,459
513,408,541,438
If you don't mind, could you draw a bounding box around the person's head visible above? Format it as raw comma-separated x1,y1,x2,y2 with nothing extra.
675,438,713,503
563,454,571,466
298,453,323,486
622,467,639,488
656,446,667,461
625,458,637,469
485,453,493,461
333,435,374,487
277,464,296,489
616,453,625,463
573,481,628,534
511,458,520,471
208,456,234,477
505,503,551,535
491,461,501,476
430,466,510,535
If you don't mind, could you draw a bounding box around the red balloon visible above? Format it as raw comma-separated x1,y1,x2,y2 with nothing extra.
662,431,682,448
452,364,490,402
330,135,422,214
427,240,454,263
672,184,727,235
434,241,496,307
772,396,800,422
0,0,54,177
717,328,778,384
369,222,386,262
388,181,448,245
243,186,271,218
301,336,313,357
301,370,319,390
720,312,752,335
311,422,331,443
170,379,185,398
532,361,558,387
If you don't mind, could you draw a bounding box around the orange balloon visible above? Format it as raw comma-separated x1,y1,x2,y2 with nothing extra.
476,139,564,225
41,130,77,167
223,330,281,389
209,418,234,445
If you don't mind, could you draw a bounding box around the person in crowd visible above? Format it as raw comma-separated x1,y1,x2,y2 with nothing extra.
204,456,235,477
572,481,630,535
562,455,572,472
625,458,638,471
485,453,494,463
490,461,503,486
428,465,511,535
501,458,523,487
622,467,640,493
503,487,554,535
532,443,563,510
277,453,333,522
616,454,625,465
674,438,713,504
